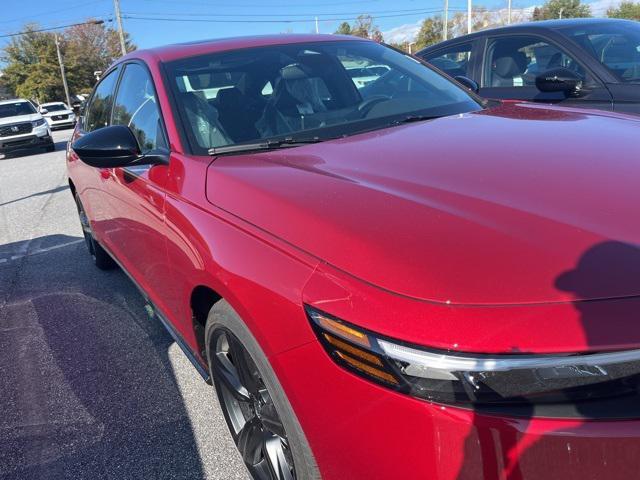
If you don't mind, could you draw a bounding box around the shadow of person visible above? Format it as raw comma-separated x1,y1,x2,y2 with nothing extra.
455,241,640,480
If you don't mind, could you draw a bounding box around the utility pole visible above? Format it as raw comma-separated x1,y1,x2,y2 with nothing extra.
467,0,472,34
443,0,449,40
54,34,72,109
559,7,564,18
113,0,127,56
508,0,512,24
315,16,319,34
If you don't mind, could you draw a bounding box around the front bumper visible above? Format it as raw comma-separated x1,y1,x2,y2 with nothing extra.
46,116,76,129
275,340,640,480
0,125,53,153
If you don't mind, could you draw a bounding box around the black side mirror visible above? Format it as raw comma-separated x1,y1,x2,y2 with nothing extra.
72,125,168,168
535,68,582,94
454,75,479,93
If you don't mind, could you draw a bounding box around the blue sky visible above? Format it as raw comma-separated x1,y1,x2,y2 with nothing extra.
1,0,616,50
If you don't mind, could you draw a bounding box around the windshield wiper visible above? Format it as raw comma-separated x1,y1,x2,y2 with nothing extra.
389,114,442,126
208,136,330,156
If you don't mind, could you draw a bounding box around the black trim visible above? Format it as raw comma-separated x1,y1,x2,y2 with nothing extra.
98,239,211,383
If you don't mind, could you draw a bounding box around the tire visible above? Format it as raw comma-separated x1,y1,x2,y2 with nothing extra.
205,300,321,480
74,193,116,270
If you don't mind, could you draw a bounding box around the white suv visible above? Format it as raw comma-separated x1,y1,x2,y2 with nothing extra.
0,99,54,155
40,101,76,129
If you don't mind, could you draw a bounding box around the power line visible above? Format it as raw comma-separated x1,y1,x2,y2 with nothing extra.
136,0,383,7
0,0,107,25
121,7,448,18
0,19,109,39
122,10,462,24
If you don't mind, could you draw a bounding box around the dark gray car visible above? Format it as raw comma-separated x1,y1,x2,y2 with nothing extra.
417,18,640,115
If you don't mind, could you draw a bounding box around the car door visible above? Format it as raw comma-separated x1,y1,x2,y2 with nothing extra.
479,34,613,111
420,40,481,81
76,66,121,245
104,61,173,312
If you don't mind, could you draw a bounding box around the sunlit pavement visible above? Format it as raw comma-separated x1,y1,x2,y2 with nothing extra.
0,129,248,479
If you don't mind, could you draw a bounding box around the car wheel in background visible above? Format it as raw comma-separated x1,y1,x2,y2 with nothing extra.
74,193,115,270
205,300,321,480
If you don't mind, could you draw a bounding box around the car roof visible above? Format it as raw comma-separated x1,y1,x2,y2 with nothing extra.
418,18,635,53
0,98,29,105
41,101,66,106
118,33,368,64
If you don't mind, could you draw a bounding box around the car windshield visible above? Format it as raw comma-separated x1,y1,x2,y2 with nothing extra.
165,40,482,154
0,101,36,118
44,103,68,112
560,22,640,83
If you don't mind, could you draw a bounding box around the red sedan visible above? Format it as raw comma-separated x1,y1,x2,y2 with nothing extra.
67,34,640,480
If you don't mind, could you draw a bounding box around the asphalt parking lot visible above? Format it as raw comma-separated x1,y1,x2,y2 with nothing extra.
0,129,247,480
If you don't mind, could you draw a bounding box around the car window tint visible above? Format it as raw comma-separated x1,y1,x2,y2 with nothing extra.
485,36,587,88
85,68,119,132
562,23,640,83
112,63,166,152
166,41,481,154
423,43,474,78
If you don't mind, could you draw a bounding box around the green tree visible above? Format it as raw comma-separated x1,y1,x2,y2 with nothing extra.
0,20,136,102
414,17,445,51
607,1,640,19
334,15,383,41
532,0,591,20
335,22,352,35
0,25,62,102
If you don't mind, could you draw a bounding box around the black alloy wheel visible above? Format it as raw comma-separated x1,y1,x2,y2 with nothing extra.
211,329,296,480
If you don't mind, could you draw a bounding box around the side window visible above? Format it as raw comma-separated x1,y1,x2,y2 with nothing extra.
84,68,119,132
423,43,474,78
112,63,166,153
485,36,587,88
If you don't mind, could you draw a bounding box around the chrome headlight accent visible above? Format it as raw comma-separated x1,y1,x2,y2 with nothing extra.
308,305,640,407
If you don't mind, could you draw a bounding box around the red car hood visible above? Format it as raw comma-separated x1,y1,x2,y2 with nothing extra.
206,103,640,305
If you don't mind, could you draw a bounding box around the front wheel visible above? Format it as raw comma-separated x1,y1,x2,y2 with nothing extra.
74,193,115,270
205,301,320,480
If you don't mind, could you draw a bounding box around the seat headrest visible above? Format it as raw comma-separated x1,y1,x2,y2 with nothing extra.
216,87,242,108
493,52,528,78
280,64,309,81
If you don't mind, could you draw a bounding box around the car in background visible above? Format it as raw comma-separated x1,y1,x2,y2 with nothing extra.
68,34,640,480
0,98,54,155
418,18,640,114
40,101,76,129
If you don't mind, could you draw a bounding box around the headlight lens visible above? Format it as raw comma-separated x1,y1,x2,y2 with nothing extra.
307,306,640,407
32,118,46,127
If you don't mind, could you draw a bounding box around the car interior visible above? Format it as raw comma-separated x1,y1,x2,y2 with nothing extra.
168,42,478,152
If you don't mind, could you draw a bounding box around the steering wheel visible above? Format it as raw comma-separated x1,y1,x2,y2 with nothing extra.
356,95,391,117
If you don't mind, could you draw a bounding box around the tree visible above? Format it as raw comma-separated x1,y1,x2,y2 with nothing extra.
335,22,352,35
608,1,640,19
334,15,383,41
0,25,63,103
0,20,136,102
63,20,135,95
531,0,591,20
414,17,445,51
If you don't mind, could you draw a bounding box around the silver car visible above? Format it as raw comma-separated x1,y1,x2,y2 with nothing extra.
0,99,54,155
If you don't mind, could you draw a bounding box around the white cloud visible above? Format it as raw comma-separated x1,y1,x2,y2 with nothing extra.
382,20,423,44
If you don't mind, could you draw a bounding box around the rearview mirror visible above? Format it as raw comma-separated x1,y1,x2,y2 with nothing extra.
40,108,48,114
72,125,168,168
535,68,582,94
454,76,479,94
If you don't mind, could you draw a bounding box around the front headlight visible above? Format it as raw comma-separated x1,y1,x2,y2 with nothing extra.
307,306,640,408
32,118,46,127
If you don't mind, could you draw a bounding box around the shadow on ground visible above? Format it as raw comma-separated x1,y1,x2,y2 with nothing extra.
0,235,209,480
